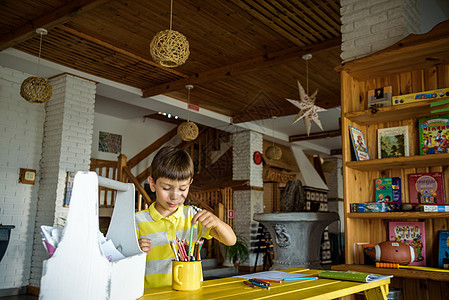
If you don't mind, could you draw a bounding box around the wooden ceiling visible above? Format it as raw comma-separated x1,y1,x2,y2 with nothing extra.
1,0,342,123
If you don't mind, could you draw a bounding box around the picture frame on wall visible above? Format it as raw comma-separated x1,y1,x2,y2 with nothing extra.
349,126,369,161
377,125,409,159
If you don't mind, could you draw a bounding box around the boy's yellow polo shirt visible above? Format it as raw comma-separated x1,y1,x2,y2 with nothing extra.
135,203,211,288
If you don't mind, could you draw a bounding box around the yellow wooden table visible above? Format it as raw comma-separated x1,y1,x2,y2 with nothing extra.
138,268,390,300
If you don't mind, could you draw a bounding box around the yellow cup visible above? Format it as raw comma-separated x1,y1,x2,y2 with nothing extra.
172,260,202,291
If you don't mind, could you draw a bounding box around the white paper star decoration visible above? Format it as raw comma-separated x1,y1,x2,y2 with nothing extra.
286,80,326,136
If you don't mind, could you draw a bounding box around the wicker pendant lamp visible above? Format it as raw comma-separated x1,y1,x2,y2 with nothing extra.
150,0,189,68
20,28,52,103
266,116,282,160
177,85,199,141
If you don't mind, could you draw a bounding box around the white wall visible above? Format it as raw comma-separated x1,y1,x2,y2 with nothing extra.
91,113,178,176
0,66,45,290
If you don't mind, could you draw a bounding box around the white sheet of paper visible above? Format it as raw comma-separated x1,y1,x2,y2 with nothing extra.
235,270,313,280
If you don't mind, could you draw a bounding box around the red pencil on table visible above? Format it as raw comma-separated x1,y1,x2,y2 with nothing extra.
243,281,256,288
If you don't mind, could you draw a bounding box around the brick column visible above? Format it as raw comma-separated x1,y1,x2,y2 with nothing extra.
341,0,421,62
232,131,263,268
29,74,96,286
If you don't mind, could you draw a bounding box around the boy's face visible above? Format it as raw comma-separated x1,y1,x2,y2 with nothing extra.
149,176,192,217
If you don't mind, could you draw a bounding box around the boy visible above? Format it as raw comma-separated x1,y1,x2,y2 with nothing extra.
135,146,236,288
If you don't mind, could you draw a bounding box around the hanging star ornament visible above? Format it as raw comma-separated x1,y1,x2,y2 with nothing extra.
286,80,326,136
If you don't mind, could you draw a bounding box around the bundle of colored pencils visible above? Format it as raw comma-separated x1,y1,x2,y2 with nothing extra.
170,237,204,261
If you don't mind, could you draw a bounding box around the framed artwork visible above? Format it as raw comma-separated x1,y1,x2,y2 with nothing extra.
377,125,409,159
99,131,122,154
349,126,369,161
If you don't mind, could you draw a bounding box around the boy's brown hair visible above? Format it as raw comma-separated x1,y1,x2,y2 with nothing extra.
150,146,194,182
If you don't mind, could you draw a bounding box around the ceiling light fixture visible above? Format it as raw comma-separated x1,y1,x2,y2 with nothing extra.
177,85,199,141
20,28,52,103
265,116,282,160
150,0,190,68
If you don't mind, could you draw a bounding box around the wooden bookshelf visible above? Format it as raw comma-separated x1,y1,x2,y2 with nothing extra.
338,20,449,298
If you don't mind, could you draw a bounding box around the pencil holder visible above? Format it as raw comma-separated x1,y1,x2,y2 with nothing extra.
172,260,202,291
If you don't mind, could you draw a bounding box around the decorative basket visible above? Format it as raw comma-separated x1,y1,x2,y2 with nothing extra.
20,76,52,103
266,145,282,160
150,29,190,67
177,121,199,141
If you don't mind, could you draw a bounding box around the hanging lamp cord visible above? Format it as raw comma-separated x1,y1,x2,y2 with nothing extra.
305,58,309,95
169,0,173,31
37,32,44,77
187,87,191,122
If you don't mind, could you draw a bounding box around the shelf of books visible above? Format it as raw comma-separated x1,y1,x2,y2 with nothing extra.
339,20,449,298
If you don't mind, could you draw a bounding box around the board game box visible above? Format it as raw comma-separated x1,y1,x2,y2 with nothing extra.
392,88,449,106
418,115,449,155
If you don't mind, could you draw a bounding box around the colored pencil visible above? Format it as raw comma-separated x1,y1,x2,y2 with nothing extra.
243,281,256,288
189,224,194,256
249,281,270,290
284,276,318,281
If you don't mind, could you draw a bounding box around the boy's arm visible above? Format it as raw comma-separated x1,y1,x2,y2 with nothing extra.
192,210,236,246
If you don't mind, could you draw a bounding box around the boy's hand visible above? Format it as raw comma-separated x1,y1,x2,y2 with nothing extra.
138,238,152,254
191,210,219,229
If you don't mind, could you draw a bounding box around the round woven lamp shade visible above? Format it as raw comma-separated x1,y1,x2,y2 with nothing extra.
266,145,282,160
177,121,199,141
150,29,190,67
20,76,52,103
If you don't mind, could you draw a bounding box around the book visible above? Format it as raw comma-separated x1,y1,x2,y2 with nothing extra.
377,126,409,159
375,177,402,203
349,126,369,161
437,230,449,268
318,270,392,283
418,115,449,155
388,222,426,266
408,172,445,204
350,202,401,213
415,204,449,212
368,86,392,108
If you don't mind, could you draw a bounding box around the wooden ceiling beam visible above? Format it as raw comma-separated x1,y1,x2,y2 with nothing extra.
142,36,341,98
289,129,341,142
0,0,111,51
58,25,187,78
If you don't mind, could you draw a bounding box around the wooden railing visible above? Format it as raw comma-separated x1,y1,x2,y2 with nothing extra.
190,187,234,229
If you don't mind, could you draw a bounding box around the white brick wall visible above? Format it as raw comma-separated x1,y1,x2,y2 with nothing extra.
29,74,96,286
0,66,45,289
341,0,420,62
232,131,264,267
232,131,263,187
